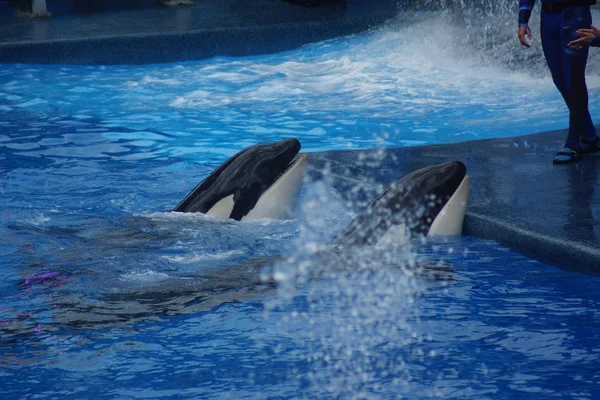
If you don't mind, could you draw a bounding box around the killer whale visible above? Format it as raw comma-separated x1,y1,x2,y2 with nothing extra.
173,138,308,221
117,160,470,323
332,161,469,246
5,158,468,334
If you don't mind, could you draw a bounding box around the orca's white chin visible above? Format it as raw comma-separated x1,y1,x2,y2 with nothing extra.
206,194,235,218
243,154,308,220
427,175,470,236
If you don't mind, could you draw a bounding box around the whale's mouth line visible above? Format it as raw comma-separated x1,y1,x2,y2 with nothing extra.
272,153,307,183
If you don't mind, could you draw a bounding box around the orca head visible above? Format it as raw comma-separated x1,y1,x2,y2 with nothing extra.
331,161,469,246
173,138,307,221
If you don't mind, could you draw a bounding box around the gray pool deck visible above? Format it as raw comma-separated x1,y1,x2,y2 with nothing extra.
310,128,600,275
1,1,599,274
0,0,396,64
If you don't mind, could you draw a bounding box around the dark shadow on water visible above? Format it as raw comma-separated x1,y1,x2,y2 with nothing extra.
0,210,453,342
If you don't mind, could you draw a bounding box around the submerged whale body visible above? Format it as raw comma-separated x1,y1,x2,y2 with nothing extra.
332,161,469,246
4,156,469,334
173,138,308,221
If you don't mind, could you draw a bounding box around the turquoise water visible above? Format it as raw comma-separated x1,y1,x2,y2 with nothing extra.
2,12,600,399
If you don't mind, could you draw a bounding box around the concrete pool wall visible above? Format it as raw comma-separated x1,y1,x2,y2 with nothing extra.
0,0,397,65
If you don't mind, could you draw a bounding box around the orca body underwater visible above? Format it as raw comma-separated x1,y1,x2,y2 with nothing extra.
174,138,308,221
7,158,468,333
332,161,470,246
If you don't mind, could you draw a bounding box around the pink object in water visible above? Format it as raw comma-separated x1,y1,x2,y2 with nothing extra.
23,272,65,287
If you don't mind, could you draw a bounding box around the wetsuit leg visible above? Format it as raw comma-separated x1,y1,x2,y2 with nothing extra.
541,6,596,147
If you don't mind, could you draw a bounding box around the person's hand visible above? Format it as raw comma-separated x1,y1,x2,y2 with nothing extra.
518,25,532,48
568,25,600,49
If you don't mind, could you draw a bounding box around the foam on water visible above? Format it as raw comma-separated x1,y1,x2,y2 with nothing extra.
119,269,172,283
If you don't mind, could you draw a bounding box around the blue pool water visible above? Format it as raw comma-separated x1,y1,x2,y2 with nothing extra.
2,11,600,399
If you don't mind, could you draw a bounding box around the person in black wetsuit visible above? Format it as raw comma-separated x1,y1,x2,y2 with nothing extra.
518,0,600,164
